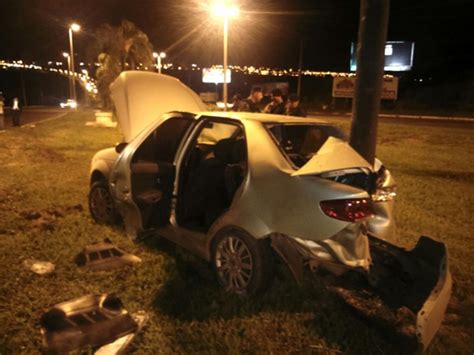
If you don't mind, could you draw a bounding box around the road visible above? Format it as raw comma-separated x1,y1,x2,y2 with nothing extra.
1,107,473,130
1,107,66,129
308,112,474,129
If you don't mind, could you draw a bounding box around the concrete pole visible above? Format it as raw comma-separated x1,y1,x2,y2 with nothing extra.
69,28,77,104
67,55,73,100
223,15,229,111
349,0,390,165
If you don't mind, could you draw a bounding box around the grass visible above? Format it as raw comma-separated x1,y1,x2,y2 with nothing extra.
0,111,473,354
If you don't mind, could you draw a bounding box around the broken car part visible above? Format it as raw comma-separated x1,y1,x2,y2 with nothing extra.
75,239,141,271
95,311,148,355
270,233,451,351
40,294,138,353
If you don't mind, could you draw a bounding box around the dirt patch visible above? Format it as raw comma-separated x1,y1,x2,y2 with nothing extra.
18,204,83,232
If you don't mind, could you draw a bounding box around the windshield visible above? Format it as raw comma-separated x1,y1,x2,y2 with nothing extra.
265,123,347,168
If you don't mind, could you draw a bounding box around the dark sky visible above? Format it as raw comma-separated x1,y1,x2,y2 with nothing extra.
1,0,472,73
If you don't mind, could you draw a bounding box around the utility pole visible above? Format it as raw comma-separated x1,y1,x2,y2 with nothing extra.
297,39,304,97
349,0,390,165
20,70,28,107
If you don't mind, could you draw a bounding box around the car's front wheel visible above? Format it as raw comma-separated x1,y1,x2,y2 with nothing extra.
89,181,118,225
212,229,274,296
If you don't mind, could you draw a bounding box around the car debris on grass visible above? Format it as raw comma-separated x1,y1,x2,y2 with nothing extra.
40,294,141,354
75,239,142,271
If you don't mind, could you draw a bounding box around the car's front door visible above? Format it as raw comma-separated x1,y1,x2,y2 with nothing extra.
111,114,195,236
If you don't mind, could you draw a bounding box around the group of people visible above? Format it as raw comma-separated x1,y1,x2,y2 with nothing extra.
231,87,306,117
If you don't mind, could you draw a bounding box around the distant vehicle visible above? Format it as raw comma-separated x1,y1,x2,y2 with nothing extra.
60,99,77,109
88,72,451,350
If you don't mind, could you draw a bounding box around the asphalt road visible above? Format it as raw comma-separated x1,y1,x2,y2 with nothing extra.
1,107,66,129
308,112,474,129
1,107,472,130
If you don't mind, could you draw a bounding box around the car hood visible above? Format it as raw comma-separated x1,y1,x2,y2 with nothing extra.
110,71,206,142
291,137,373,176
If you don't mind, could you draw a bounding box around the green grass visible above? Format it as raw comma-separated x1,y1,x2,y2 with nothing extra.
0,111,473,354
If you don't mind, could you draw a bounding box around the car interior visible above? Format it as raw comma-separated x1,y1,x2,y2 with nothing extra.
130,117,247,233
176,120,247,232
266,123,346,168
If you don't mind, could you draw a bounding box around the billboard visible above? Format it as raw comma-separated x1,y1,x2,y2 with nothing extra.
332,76,399,100
350,41,415,72
202,68,231,84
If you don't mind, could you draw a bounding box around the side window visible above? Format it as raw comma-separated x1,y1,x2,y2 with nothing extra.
191,121,246,164
133,116,193,163
154,117,193,163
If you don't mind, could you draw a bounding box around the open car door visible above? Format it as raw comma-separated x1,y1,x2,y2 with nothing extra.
108,72,203,236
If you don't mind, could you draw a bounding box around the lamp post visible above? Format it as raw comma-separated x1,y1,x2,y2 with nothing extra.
211,2,239,111
153,52,166,74
62,52,73,101
68,23,80,105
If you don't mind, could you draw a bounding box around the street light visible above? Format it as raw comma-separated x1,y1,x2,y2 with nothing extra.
68,23,80,105
153,52,166,74
210,1,239,111
62,52,73,101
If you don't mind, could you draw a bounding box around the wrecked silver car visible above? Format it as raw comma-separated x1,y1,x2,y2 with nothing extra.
89,71,451,350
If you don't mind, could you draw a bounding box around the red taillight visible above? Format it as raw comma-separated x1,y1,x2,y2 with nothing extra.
320,198,374,222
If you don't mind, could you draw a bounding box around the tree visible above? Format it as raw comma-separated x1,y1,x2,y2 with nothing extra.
92,20,154,109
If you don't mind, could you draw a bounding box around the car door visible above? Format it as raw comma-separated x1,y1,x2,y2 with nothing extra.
110,114,195,236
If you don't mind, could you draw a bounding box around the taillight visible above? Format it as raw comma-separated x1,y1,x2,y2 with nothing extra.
320,198,374,222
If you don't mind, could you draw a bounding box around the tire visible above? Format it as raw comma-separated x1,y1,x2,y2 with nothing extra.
88,180,118,225
212,229,274,296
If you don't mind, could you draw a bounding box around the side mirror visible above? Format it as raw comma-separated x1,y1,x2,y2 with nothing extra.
115,142,128,154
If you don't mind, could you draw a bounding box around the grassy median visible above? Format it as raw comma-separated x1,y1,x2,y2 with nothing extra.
0,111,472,354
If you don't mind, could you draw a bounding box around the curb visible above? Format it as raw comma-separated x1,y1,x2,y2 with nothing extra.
308,112,474,122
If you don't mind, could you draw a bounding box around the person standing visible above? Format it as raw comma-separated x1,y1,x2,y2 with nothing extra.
263,88,285,115
286,94,307,117
12,97,21,127
231,94,249,112
244,86,263,112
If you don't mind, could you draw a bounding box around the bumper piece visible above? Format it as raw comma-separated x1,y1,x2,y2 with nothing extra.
270,234,452,351
369,235,452,351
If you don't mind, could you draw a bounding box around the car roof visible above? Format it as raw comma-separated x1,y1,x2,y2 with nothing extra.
197,111,332,125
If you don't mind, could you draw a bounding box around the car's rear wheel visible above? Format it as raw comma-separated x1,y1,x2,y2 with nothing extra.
89,181,118,225
212,229,274,296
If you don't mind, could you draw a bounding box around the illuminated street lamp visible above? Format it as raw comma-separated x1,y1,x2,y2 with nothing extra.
62,52,73,101
210,2,239,111
153,52,166,74
68,23,80,105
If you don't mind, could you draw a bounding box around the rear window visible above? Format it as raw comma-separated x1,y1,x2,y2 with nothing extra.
265,124,346,168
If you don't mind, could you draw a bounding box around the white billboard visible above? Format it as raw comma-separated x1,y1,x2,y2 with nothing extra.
350,41,415,72
202,68,232,84
332,76,399,100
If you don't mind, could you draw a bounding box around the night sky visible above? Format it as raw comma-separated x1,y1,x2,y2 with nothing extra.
1,0,472,74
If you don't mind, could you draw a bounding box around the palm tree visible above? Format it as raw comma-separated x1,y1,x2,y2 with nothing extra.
92,20,154,108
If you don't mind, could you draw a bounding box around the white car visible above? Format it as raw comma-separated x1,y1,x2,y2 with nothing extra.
88,72,451,350
60,99,77,109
